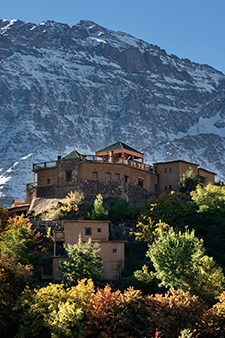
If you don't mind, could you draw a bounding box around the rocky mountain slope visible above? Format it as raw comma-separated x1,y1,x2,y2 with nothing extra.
0,19,224,205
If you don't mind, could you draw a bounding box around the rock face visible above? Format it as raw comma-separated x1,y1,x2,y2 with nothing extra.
0,19,224,205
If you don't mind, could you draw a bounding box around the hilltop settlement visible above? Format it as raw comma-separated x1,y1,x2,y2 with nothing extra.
1,141,225,337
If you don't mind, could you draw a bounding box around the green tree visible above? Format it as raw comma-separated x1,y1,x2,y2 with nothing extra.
0,215,41,265
190,184,225,269
111,198,128,222
18,279,94,337
147,228,224,304
59,236,102,287
178,167,198,193
0,257,34,337
141,192,195,231
44,191,84,220
191,183,225,215
88,194,109,220
132,265,160,294
134,217,170,243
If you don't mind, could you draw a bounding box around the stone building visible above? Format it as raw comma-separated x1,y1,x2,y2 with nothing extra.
26,141,216,205
51,220,125,281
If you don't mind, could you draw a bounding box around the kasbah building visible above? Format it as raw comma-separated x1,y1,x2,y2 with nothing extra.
9,141,216,282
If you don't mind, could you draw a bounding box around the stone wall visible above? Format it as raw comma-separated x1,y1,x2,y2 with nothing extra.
35,178,153,205
81,179,122,198
58,158,81,188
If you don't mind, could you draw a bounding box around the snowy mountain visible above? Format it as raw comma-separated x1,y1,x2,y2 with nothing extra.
0,19,225,205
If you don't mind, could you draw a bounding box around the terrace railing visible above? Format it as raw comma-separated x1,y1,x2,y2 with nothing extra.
33,160,57,170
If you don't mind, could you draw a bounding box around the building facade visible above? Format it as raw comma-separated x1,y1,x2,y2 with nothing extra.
27,141,216,205
52,220,125,281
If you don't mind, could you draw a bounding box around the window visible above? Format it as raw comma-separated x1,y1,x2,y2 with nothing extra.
97,228,101,233
66,170,72,182
106,172,111,179
165,185,167,191
113,249,117,253
165,168,167,174
115,173,120,180
154,166,158,173
169,185,172,190
92,171,98,179
47,178,51,184
154,184,158,192
125,175,129,183
138,179,144,187
169,167,172,173
85,227,92,235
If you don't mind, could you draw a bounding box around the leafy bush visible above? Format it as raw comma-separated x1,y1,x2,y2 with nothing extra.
0,215,41,265
141,192,195,231
85,286,204,338
110,198,128,222
191,183,225,215
147,227,224,304
88,194,109,220
134,217,170,243
179,167,198,193
59,235,102,287
0,257,34,337
40,191,84,220
18,279,94,337
198,291,225,336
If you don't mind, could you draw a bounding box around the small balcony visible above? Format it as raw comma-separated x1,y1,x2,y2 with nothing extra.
33,160,57,171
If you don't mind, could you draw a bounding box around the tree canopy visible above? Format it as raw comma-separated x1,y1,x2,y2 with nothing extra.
178,167,198,193
147,227,224,304
59,235,102,287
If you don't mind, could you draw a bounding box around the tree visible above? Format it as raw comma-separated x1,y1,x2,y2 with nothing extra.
134,217,170,243
147,228,224,304
59,235,102,287
18,279,94,338
140,192,195,231
132,265,160,294
110,198,128,222
84,285,121,337
199,291,225,336
191,183,225,215
0,257,34,337
88,194,109,220
178,167,198,193
43,191,84,220
190,184,225,269
0,200,8,232
0,215,41,265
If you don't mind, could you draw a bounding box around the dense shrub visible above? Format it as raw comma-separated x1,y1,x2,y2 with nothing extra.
18,279,94,337
0,257,34,337
59,236,102,287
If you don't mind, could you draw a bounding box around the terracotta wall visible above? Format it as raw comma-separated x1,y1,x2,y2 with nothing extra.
198,168,215,185
37,167,58,186
80,160,157,193
99,241,125,280
52,241,125,281
155,162,180,193
155,161,200,193
63,220,110,243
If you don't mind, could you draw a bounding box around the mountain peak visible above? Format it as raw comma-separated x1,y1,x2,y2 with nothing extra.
0,18,224,205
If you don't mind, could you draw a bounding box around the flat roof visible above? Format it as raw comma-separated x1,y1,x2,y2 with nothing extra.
153,159,217,175
153,159,199,166
198,167,217,175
